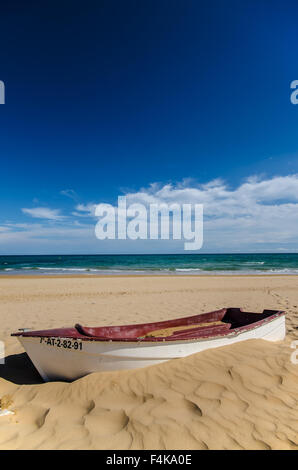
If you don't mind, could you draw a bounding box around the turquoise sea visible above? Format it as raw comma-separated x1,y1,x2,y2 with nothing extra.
1,254,298,275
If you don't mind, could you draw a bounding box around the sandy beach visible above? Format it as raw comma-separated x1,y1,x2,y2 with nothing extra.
0,275,297,450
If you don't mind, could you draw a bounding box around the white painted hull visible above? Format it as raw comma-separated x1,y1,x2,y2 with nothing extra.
18,315,286,382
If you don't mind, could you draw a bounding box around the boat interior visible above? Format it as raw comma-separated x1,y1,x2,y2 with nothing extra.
12,308,283,342
74,308,282,340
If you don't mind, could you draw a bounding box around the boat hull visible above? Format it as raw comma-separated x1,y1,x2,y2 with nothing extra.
17,315,285,382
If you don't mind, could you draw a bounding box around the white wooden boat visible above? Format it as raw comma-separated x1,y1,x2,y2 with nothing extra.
12,307,286,382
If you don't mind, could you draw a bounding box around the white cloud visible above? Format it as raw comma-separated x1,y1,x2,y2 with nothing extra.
95,174,298,251
2,175,298,253
73,203,96,217
22,207,64,220
123,175,298,216
60,189,78,201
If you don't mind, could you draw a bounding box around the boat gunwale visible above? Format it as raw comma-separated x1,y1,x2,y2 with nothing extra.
12,309,286,344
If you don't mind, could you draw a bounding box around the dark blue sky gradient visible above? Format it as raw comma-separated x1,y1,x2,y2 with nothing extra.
1,0,298,219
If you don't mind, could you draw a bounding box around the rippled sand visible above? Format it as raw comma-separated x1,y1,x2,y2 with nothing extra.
0,275,297,449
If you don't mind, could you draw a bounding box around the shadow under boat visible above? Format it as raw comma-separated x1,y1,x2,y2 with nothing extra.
0,352,43,385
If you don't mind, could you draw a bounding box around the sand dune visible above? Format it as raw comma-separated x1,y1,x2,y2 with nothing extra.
0,275,297,449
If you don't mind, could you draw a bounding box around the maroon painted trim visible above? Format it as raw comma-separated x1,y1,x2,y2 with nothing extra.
11,308,285,343
76,308,228,339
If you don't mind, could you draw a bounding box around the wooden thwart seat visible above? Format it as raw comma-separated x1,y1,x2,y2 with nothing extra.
140,321,230,338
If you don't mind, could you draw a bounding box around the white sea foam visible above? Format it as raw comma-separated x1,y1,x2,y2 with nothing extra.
175,268,202,271
243,261,265,265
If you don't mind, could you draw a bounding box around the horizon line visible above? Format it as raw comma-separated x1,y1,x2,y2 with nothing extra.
1,252,298,257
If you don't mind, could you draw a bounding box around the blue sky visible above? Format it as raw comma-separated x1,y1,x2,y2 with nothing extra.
1,0,298,254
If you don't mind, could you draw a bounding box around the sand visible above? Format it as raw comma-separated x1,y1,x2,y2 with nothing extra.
0,275,297,450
